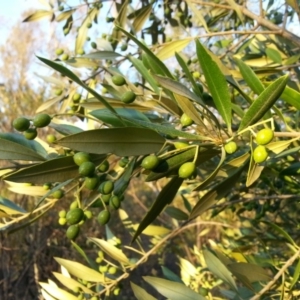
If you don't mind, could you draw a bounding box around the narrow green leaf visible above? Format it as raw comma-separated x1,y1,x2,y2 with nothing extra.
117,27,173,78
196,41,232,129
132,4,153,33
153,74,204,106
39,283,78,300
132,176,183,242
23,10,54,22
90,108,149,127
175,52,202,97
0,133,47,161
246,151,264,187
50,123,83,135
4,155,105,183
36,95,65,113
144,276,206,300
190,164,245,219
131,282,156,300
156,39,192,61
0,196,27,215
83,51,122,60
235,58,264,95
56,9,75,22
238,75,289,131
123,118,206,141
271,84,300,110
227,263,270,282
53,272,94,294
290,258,300,289
262,221,298,247
75,7,98,54
57,127,165,156
164,206,188,220
71,241,98,270
88,238,130,265
266,47,282,64
203,250,237,291
161,266,184,283
54,258,105,282
129,56,160,94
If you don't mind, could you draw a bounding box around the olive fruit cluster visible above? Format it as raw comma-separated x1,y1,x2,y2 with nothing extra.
12,114,52,140
253,128,274,163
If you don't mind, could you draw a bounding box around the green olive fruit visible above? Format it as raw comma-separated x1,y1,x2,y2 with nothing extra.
55,48,64,56
109,195,120,210
77,48,85,55
51,189,65,199
96,257,103,263
59,210,67,218
33,113,51,128
58,5,64,11
73,93,81,102
97,210,110,225
99,265,108,273
101,194,111,204
24,128,38,140
61,53,69,60
70,200,78,209
256,128,274,145
79,161,96,177
66,225,80,240
199,287,209,296
13,117,30,132
99,180,114,195
180,113,193,127
113,288,120,296
108,266,117,274
91,42,97,49
66,208,84,225
120,43,128,51
84,210,93,219
101,87,108,94
121,91,136,104
86,22,92,28
141,155,160,170
112,75,126,86
43,183,51,190
253,145,268,163
84,176,99,190
118,157,129,168
98,160,109,172
192,71,200,79
224,141,238,154
54,89,63,96
46,134,56,143
58,217,67,226
73,152,91,166
178,162,196,179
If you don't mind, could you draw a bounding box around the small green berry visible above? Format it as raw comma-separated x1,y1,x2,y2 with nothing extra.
13,117,30,132
24,128,38,140
33,114,51,128
180,113,193,127
78,161,96,177
178,162,196,179
55,48,64,56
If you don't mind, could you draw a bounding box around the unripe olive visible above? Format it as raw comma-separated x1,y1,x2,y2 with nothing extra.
121,91,136,104
33,114,51,128
180,113,193,127
51,189,64,199
178,162,196,179
108,266,117,274
98,160,109,172
112,75,126,86
61,53,69,60
84,176,99,190
66,208,84,225
24,128,38,140
55,48,64,56
46,134,56,143
109,195,120,210
97,210,110,225
256,128,274,145
253,145,268,163
79,161,96,177
13,117,30,132
59,210,67,218
141,155,160,170
99,181,114,195
73,152,91,166
66,225,80,240
224,141,238,154
58,217,67,225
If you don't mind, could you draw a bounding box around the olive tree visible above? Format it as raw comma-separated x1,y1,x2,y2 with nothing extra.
1,0,300,299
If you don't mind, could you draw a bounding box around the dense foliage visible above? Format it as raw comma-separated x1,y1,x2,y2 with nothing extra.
1,0,300,299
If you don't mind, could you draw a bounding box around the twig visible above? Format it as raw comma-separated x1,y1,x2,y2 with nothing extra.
250,248,300,300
